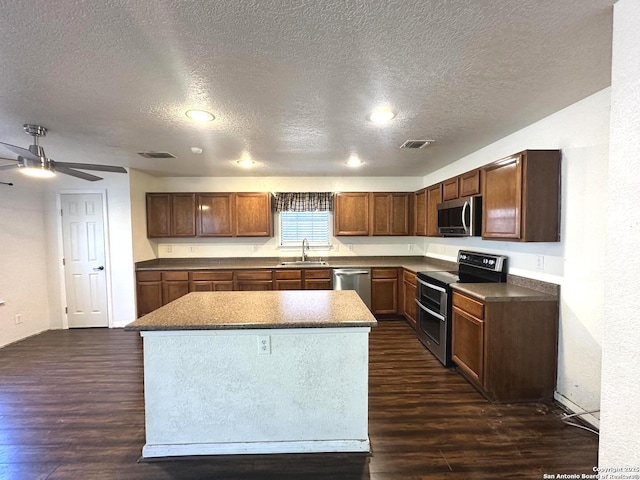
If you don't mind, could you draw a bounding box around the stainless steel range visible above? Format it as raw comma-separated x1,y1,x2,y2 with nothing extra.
416,251,508,367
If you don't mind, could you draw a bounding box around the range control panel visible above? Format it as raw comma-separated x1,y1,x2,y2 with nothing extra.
457,250,507,272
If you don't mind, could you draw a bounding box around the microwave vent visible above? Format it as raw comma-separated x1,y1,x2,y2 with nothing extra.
399,140,434,149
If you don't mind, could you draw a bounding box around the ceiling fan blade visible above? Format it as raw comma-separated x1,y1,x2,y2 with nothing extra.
0,142,41,162
52,161,127,173
54,166,103,182
0,164,19,171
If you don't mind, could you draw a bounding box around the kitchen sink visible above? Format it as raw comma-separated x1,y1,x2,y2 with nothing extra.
279,260,329,266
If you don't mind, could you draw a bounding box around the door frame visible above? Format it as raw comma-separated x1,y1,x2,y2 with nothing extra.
56,189,114,329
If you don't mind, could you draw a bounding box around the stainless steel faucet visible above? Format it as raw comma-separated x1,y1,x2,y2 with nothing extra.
301,238,309,262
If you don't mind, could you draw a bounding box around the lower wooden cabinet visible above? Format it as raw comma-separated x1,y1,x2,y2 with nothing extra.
303,269,332,290
371,268,398,315
136,271,190,317
401,269,417,329
275,270,303,290
451,291,558,402
234,270,274,291
189,271,234,291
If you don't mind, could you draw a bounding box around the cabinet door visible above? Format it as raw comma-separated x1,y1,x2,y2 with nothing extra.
198,193,233,236
426,184,442,237
235,193,273,237
390,193,410,235
170,194,197,237
146,193,171,238
460,169,482,197
136,279,163,317
371,268,398,314
442,177,459,201
452,306,485,386
304,269,332,290
275,270,303,290
414,189,427,236
334,192,370,236
403,280,417,329
371,193,391,235
482,155,522,239
234,270,273,290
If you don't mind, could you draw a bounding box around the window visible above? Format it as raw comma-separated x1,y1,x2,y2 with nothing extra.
280,211,331,245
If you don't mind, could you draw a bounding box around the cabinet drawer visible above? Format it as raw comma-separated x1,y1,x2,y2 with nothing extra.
373,268,398,279
275,269,302,280
190,271,233,281
235,270,273,281
304,269,331,279
162,271,189,281
403,269,417,286
453,293,484,319
137,271,161,282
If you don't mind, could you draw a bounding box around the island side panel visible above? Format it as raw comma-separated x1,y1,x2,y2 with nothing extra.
141,327,371,456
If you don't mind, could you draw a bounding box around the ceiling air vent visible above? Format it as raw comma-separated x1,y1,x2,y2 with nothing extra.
399,140,434,149
137,151,177,159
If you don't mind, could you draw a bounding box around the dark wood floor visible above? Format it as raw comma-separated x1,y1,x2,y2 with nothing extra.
0,320,598,479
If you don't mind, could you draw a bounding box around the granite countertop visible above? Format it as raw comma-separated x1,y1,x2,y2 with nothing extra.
451,283,558,302
125,290,378,331
134,256,457,274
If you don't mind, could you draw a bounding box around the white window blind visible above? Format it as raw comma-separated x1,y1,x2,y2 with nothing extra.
280,211,330,245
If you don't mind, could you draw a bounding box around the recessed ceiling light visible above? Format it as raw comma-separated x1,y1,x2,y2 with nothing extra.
346,155,364,167
190,147,203,154
237,159,255,168
185,109,215,122
368,108,395,124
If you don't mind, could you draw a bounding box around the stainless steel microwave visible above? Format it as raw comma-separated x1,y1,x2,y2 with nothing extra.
437,196,482,237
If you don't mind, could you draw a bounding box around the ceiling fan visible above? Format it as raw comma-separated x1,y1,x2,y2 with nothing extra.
0,124,127,181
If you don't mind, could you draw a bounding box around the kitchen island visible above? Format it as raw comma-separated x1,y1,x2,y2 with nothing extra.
125,290,377,458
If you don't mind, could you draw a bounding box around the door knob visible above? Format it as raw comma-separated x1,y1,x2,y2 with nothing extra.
93,266,105,271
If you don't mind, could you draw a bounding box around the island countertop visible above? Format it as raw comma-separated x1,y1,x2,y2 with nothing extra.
125,290,377,331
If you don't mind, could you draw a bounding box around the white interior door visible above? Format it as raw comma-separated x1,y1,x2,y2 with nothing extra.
61,193,109,328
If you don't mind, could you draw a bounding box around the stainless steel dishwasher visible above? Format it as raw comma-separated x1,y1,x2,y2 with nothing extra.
332,268,372,309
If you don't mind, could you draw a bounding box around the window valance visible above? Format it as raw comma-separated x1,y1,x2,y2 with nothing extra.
274,192,334,212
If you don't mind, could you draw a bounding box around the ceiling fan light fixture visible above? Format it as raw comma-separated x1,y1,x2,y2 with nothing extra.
185,109,215,122
19,165,55,178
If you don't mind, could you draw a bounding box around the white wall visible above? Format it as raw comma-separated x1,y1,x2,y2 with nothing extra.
0,174,51,347
130,176,426,260
420,88,611,426
130,168,162,262
44,172,137,329
599,0,640,466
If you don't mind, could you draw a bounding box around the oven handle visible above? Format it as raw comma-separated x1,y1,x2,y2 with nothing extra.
415,299,446,321
416,278,446,292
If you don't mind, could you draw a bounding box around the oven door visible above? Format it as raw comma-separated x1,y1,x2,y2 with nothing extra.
417,278,447,316
415,298,451,367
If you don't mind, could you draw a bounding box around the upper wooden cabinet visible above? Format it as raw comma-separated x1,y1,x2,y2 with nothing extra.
147,192,273,238
459,169,482,197
442,178,459,201
146,193,196,238
443,169,482,201
482,150,560,242
371,193,410,236
426,184,442,237
413,188,427,236
198,193,234,237
235,192,273,237
334,192,370,236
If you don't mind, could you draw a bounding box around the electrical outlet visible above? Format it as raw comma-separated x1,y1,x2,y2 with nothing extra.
14,314,22,324
348,244,353,251
258,335,271,355
536,255,545,270
253,245,259,252
188,246,195,253
408,244,413,251
166,245,172,253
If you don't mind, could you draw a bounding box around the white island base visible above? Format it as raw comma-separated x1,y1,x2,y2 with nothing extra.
140,326,371,458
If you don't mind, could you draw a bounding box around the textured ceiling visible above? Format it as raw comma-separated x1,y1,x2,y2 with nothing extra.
0,0,614,178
